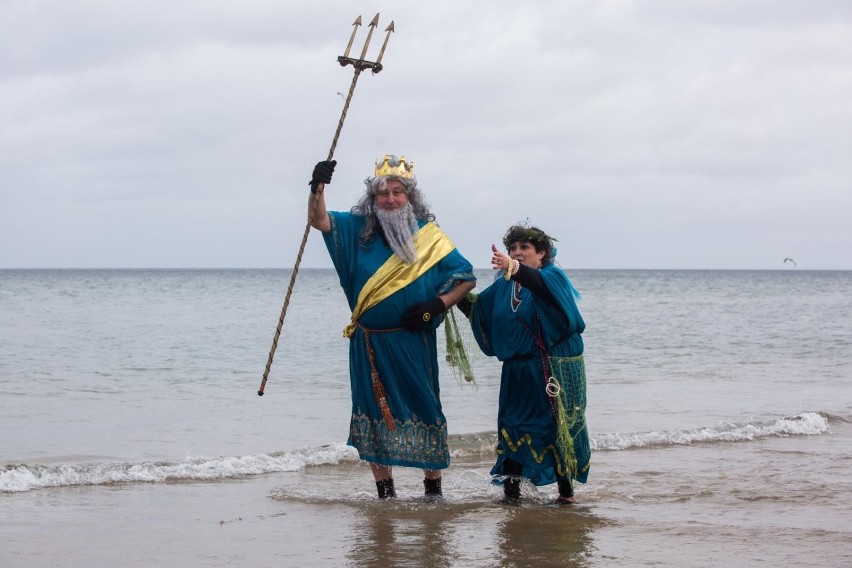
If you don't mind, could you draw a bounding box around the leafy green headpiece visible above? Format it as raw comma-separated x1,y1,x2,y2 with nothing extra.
502,224,558,266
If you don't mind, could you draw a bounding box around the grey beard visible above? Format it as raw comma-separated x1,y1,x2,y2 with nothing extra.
375,203,419,264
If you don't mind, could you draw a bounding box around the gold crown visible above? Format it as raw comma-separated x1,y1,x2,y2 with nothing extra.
374,154,415,179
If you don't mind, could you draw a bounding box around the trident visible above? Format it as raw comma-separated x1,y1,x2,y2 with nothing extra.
258,14,394,396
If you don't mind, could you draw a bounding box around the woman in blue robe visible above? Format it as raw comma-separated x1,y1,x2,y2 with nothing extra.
463,225,589,503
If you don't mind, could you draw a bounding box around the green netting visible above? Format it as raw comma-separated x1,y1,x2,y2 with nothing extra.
548,354,587,478
443,307,478,388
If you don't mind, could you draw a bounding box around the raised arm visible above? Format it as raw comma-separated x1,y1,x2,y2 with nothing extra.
307,160,336,233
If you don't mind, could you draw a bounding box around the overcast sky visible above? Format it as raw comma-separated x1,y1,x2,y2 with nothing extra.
2,1,850,270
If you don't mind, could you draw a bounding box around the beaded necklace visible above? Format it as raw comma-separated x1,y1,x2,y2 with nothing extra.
510,281,523,313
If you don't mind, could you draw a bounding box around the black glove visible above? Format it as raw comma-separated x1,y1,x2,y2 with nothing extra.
309,160,336,194
401,297,446,331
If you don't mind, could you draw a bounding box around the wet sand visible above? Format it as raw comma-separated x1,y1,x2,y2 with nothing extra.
2,464,605,568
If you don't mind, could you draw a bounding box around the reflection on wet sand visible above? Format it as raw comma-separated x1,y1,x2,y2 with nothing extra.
496,505,606,568
346,499,607,568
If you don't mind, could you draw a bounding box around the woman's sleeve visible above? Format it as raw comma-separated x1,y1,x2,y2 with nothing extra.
513,264,558,307
469,285,496,357
538,266,585,337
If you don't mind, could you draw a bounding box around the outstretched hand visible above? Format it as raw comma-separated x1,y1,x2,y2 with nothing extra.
491,244,510,271
310,160,337,194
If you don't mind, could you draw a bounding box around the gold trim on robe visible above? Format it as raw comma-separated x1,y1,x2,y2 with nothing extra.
342,222,456,338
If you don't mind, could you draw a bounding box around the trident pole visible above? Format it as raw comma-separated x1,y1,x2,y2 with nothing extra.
258,14,394,396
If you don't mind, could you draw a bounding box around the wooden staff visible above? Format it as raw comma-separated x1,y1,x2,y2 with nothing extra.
258,14,395,396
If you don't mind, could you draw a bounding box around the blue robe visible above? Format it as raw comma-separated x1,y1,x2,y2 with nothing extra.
470,266,590,485
323,211,475,470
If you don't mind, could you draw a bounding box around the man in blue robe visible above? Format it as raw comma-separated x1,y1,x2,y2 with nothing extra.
308,155,476,499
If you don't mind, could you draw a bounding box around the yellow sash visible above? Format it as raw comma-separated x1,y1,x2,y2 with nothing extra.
343,222,456,338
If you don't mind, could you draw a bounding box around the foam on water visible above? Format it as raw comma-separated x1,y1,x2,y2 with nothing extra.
592,411,830,451
1,413,830,493
0,442,358,493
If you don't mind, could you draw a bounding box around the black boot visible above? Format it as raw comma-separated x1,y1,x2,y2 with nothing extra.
502,458,523,502
503,477,521,502
424,477,442,498
556,479,574,504
376,478,396,499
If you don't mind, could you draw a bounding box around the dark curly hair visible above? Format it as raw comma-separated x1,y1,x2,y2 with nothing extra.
502,225,557,266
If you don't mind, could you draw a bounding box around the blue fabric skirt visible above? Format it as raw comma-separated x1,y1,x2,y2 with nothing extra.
490,353,590,486
346,325,450,470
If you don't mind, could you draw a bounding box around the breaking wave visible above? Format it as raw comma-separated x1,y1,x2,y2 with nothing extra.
1,412,830,493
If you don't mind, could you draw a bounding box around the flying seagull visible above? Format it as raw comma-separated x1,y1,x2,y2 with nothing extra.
783,257,797,267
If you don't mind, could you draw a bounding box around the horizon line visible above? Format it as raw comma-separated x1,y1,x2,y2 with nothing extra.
0,266,841,272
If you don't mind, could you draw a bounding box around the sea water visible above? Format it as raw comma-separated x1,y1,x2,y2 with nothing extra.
1,268,851,566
